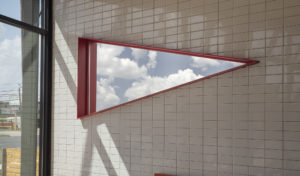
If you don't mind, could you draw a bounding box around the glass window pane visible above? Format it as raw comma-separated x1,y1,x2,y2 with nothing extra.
0,0,20,20
0,22,40,176
95,42,243,111
0,0,43,28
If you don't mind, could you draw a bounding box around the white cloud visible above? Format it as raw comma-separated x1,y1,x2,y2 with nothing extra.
125,69,203,100
146,51,157,69
97,78,120,110
97,44,147,79
131,48,147,60
191,56,244,71
0,36,22,102
0,23,5,38
190,56,221,71
228,61,243,67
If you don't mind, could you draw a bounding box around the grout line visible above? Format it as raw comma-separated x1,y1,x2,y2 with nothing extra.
217,1,220,175
162,92,165,173
140,100,142,175
264,1,267,175
202,77,204,176
151,96,154,174
176,0,179,173
188,83,190,175
189,1,192,174
152,0,154,47
247,2,250,176
231,67,234,175
231,1,234,175
175,86,178,175
129,106,132,173
282,0,285,175
141,0,144,45
176,0,179,50
202,1,206,174
203,0,206,55
163,92,165,174
216,76,219,175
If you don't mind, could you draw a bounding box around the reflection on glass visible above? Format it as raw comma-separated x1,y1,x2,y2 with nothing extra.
0,0,42,28
96,43,243,111
0,22,40,176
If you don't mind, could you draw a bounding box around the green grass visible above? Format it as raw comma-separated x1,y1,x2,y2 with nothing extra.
0,114,11,118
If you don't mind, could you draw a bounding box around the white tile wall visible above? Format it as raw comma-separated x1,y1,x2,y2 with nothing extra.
53,0,300,175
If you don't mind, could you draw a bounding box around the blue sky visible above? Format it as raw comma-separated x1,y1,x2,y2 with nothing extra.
0,0,20,40
0,1,43,104
0,22,22,104
0,2,242,109
0,1,21,104
0,0,20,21
96,43,242,111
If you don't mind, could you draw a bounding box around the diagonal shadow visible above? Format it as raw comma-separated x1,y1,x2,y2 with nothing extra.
54,37,119,175
54,42,77,102
80,118,119,176
94,127,118,176
54,16,128,176
22,31,39,75
80,119,93,175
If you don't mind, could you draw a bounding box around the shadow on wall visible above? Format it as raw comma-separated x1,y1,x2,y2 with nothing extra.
53,0,195,175
80,114,131,176
79,98,169,176
54,16,137,174
52,1,200,175
54,0,288,175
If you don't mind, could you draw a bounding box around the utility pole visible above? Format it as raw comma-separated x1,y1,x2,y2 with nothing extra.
18,84,22,107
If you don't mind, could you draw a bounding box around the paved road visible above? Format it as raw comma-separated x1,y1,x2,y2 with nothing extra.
0,136,21,149
0,136,39,149
0,131,21,137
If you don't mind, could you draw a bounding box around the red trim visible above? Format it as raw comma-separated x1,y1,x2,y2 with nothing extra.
77,38,259,118
77,38,89,118
154,174,175,176
79,37,256,64
89,42,97,114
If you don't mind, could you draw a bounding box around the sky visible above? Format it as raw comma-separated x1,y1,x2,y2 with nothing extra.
96,43,243,111
0,0,20,21
0,0,44,106
0,1,242,109
0,0,43,105
0,0,22,105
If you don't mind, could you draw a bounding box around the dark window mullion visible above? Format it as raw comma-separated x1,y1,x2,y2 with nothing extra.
38,0,52,175
0,13,47,35
0,0,52,175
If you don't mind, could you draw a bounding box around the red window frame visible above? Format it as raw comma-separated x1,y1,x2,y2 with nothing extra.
77,37,258,118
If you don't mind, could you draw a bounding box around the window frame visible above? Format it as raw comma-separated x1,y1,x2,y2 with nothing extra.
77,37,258,119
0,1,52,176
